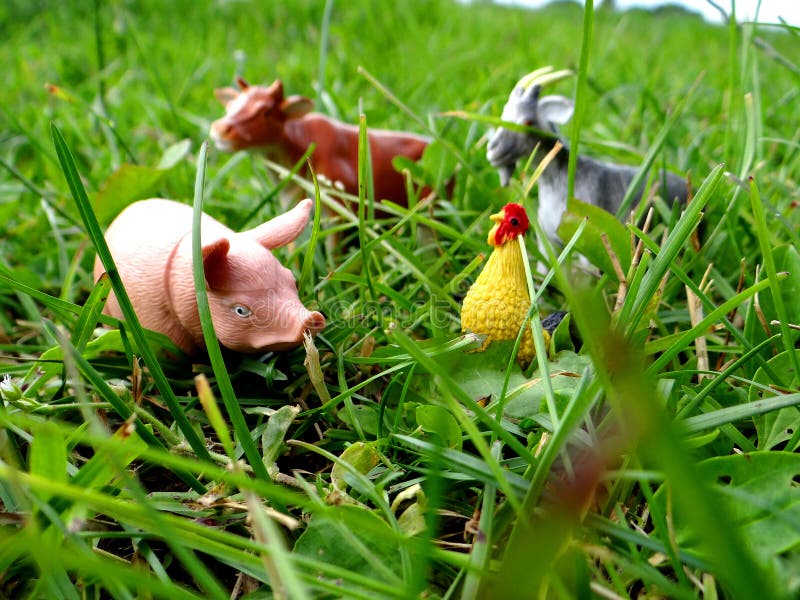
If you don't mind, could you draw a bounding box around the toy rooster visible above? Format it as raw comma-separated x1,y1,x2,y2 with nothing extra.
461,203,564,366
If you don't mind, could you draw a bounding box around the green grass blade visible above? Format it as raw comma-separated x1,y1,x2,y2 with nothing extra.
0,270,83,326
566,0,594,203
357,113,378,306
44,320,203,493
681,391,800,435
298,168,323,294
388,328,526,513
317,0,335,108
50,124,211,481
460,441,501,600
71,272,111,352
560,287,778,597
357,66,484,188
748,176,800,376
624,163,724,331
190,141,272,485
615,76,700,220
647,275,775,374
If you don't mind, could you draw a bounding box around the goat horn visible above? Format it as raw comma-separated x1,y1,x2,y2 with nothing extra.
516,67,574,90
516,66,554,88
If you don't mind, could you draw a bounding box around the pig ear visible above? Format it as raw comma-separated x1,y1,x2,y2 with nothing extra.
214,87,239,107
282,95,314,119
246,199,313,249
202,237,231,289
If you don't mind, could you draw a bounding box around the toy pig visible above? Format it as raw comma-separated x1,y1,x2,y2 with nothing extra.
94,198,326,355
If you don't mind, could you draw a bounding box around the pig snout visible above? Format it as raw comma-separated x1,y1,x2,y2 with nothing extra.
301,310,326,336
253,306,326,351
212,296,326,354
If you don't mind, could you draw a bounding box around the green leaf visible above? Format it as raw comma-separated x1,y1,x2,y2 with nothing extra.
663,451,800,583
29,421,67,501
504,352,589,419
261,405,300,477
238,357,287,385
558,196,632,278
397,501,426,538
331,442,380,493
92,165,166,225
549,310,574,354
749,179,800,382
394,434,529,497
624,164,723,333
680,391,800,436
391,484,427,537
336,403,386,437
415,405,462,450
81,328,183,357
293,505,403,583
419,140,457,189
748,350,800,450
435,343,590,420
392,155,426,185
157,139,192,169
92,139,191,225
49,422,149,522
433,341,522,398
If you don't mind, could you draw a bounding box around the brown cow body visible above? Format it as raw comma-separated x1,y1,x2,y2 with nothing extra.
210,78,430,206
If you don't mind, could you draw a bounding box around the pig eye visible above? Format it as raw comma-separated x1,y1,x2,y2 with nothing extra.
232,304,252,318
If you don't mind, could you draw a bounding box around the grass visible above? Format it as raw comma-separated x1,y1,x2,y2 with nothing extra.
1,0,800,598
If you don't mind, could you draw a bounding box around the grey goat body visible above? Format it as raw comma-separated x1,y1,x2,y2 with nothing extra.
487,83,688,256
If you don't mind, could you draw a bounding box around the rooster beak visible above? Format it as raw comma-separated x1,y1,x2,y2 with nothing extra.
489,210,504,223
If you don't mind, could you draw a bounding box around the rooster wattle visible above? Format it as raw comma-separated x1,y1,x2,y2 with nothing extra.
460,203,564,366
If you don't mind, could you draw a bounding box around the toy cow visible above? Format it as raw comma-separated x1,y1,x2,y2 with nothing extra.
94,198,325,355
210,77,431,205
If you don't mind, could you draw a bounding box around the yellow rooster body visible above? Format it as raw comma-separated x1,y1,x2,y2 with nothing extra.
461,203,536,364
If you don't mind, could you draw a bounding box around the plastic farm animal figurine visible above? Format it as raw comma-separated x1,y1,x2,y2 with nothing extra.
210,77,431,205
486,67,688,252
460,203,564,366
94,198,326,355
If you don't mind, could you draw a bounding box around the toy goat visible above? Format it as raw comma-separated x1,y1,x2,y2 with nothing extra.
486,68,688,257
95,198,325,355
210,77,431,206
